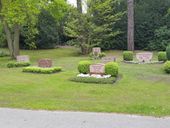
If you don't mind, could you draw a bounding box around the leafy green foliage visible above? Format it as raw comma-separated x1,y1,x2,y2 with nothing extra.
0,51,9,57
147,26,170,51
105,62,119,77
166,45,170,60
64,9,96,54
123,51,133,61
164,61,170,74
7,62,31,68
78,61,92,74
23,66,62,74
36,10,59,49
1,0,44,26
158,52,167,62
0,0,47,58
70,77,116,84
87,0,124,50
0,22,6,48
47,0,68,21
113,0,170,50
64,0,124,54
89,52,106,59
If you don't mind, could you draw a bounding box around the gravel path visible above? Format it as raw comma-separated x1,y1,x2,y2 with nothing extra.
0,108,169,128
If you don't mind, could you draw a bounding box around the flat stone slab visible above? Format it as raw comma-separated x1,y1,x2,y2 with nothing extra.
16,55,30,62
102,56,116,63
38,59,52,68
0,108,169,128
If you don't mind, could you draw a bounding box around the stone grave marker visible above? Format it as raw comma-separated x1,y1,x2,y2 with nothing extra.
38,59,52,68
90,64,105,75
102,56,116,63
16,55,30,62
92,47,101,56
136,52,153,63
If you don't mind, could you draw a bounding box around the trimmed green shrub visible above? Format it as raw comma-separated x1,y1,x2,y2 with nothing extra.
105,62,119,77
78,61,92,74
164,61,170,74
23,66,62,74
99,52,106,58
166,45,170,60
123,51,133,61
158,52,167,62
70,77,116,84
7,62,31,68
89,52,106,59
0,51,9,57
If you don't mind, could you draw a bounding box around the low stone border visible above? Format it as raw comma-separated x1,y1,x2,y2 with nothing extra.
123,61,164,64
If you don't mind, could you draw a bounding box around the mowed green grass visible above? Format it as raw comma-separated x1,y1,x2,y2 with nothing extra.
0,47,170,117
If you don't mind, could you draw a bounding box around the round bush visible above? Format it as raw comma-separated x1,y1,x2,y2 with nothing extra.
99,52,106,58
166,45,170,60
78,61,92,74
123,51,133,61
164,61,170,74
158,52,167,62
105,62,119,77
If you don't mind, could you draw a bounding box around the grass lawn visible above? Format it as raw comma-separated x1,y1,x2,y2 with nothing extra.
0,47,170,117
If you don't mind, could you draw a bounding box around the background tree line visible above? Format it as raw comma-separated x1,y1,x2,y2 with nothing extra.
0,0,170,58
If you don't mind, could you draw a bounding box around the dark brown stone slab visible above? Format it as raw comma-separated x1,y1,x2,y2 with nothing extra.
38,59,52,68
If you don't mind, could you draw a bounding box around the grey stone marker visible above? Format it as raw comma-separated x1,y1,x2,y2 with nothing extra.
16,55,30,62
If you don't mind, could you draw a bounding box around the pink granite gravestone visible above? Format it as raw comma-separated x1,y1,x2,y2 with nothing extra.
136,52,153,62
38,59,52,68
90,64,105,75
16,55,30,62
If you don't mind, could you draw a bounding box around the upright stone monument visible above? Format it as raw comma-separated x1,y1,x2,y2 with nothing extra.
92,47,101,56
38,59,52,68
136,52,153,63
90,64,105,75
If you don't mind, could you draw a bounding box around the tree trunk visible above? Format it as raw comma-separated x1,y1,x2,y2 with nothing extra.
3,22,14,58
127,0,134,51
77,0,82,13
13,25,20,57
3,22,20,59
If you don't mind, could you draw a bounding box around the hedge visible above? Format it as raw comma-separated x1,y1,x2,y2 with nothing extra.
123,51,133,61
70,77,116,84
164,61,170,74
23,66,62,74
158,52,167,62
78,61,92,74
105,62,119,77
7,62,31,68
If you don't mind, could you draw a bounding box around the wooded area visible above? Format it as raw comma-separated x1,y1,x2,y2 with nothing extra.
0,0,170,58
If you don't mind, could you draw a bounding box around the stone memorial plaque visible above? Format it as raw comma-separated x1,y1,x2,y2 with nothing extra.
38,59,52,68
136,52,153,62
102,56,116,63
92,47,101,56
17,55,30,62
90,64,105,75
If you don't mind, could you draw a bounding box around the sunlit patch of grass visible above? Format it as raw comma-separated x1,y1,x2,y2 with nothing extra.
0,47,170,117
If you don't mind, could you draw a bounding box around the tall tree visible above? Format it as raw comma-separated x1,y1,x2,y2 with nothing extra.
65,0,124,54
127,0,134,51
0,0,45,58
